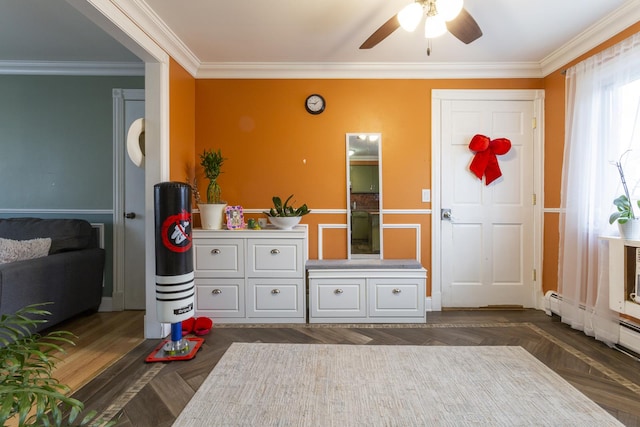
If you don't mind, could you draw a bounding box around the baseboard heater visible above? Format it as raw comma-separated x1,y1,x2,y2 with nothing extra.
544,291,640,356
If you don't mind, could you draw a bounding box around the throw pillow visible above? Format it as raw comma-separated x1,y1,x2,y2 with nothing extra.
0,237,52,264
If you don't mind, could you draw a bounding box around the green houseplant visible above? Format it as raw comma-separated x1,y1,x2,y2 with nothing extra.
198,149,227,229
200,149,225,205
609,150,640,240
263,195,310,229
0,303,114,427
609,194,639,224
609,194,640,240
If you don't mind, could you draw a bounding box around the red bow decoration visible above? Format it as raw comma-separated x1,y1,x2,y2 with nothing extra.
468,134,512,185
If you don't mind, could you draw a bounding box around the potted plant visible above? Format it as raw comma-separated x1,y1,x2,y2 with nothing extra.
609,150,640,240
609,194,640,240
198,149,227,230
0,303,114,426
263,195,310,229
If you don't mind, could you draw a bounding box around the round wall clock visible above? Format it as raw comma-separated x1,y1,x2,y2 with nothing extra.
305,94,326,115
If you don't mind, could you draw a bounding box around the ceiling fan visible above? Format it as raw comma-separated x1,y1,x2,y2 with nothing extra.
360,0,482,50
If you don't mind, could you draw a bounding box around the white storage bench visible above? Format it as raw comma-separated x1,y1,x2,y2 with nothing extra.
306,259,427,323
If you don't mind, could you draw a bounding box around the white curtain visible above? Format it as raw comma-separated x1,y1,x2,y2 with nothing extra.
560,32,640,345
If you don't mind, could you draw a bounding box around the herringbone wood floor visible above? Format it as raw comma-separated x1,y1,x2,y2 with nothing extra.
52,310,640,426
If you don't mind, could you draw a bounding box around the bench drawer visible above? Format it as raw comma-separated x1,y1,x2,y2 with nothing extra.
310,279,366,318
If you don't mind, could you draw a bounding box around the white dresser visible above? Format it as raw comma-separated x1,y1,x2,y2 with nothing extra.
193,226,308,323
307,259,427,323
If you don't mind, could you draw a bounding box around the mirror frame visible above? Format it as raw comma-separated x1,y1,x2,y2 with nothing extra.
346,133,382,259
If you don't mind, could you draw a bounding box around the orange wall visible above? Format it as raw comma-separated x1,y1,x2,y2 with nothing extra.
193,78,542,295
169,58,196,181
167,23,640,299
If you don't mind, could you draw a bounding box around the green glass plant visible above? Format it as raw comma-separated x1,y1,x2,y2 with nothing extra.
199,149,226,204
0,303,115,427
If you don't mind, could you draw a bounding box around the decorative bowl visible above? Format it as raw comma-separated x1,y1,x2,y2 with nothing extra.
268,216,302,230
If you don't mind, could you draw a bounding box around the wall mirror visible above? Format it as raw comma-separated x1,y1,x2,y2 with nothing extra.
346,133,382,259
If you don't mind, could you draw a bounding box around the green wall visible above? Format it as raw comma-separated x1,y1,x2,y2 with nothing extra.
0,74,145,297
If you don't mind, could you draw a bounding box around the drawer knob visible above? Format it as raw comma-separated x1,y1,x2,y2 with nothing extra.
334,288,343,295
211,248,221,255
271,289,281,294
212,289,222,295
392,288,402,294
270,249,280,255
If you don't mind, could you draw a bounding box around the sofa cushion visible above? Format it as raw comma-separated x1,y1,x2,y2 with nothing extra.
0,218,93,254
0,237,52,264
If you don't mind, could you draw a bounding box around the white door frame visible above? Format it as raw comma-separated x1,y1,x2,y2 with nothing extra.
431,89,545,311
68,0,172,338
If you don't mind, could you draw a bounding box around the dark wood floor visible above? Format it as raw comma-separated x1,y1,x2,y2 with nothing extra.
69,310,640,426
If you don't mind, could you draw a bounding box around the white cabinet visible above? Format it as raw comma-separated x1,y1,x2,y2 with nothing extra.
606,236,640,319
307,260,427,323
193,226,307,323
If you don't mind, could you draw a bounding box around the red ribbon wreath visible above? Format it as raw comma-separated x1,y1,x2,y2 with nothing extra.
468,134,512,185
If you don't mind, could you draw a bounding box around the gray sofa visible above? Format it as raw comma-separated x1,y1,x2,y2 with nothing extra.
0,218,105,331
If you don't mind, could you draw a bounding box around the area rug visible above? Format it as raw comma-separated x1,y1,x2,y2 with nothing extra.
173,343,622,426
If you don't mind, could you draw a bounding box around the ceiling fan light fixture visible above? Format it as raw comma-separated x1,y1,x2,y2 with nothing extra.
398,2,423,32
424,14,447,38
437,0,463,21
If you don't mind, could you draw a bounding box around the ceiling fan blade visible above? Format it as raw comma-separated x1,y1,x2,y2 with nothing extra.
360,15,400,49
446,8,482,44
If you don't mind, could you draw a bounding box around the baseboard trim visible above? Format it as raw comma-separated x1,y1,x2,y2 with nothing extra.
619,321,640,355
99,297,114,312
544,291,640,354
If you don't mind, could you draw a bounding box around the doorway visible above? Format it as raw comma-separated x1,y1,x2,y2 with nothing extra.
113,89,145,310
432,90,544,309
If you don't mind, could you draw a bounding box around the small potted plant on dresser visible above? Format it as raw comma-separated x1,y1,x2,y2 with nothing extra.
198,149,227,230
263,194,310,230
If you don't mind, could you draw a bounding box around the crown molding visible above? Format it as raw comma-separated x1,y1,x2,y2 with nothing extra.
195,61,544,79
126,0,638,80
540,0,640,76
115,0,200,76
131,1,543,79
0,60,143,76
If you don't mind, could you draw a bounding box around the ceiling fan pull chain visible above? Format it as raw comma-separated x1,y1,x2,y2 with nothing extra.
427,39,432,56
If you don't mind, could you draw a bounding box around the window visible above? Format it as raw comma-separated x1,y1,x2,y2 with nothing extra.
615,79,640,202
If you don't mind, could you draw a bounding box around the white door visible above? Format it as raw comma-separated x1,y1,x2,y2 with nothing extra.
439,97,536,308
113,89,146,310
123,97,146,309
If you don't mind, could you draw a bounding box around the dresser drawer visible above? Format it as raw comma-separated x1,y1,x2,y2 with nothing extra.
194,238,244,277
247,278,303,318
310,279,366,318
369,278,424,317
247,238,303,277
196,279,245,317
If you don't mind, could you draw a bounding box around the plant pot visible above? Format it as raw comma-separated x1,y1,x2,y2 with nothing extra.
199,203,227,230
268,216,302,230
618,218,640,241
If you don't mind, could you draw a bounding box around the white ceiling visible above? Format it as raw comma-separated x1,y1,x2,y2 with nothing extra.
0,0,639,78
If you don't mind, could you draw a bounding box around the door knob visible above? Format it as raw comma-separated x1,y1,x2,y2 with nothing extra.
441,209,452,220
125,212,136,219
